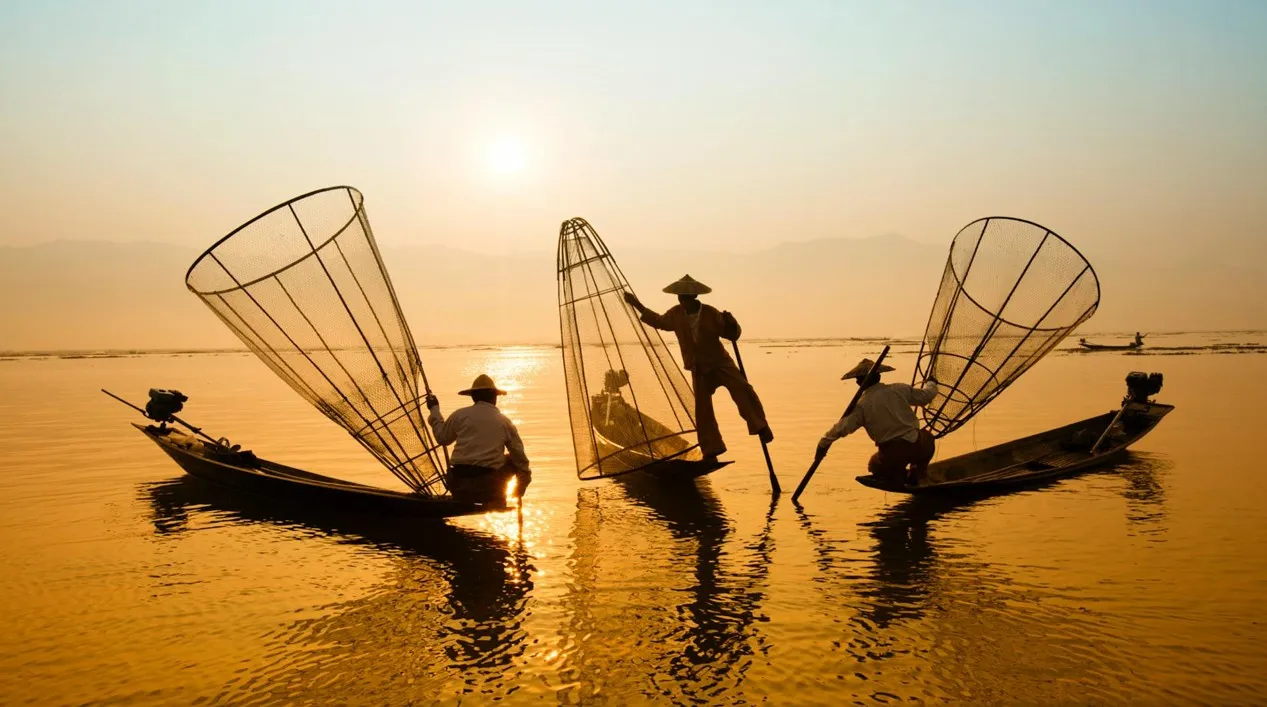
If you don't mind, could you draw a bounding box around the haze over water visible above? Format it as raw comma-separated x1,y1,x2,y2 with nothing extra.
2,335,1265,704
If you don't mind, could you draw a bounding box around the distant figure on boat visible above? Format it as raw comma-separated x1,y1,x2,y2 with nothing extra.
1134,332,1145,347
425,374,531,504
816,359,939,486
623,275,773,463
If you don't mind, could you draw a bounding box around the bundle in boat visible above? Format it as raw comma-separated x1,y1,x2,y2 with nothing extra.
185,186,449,496
557,218,704,479
914,217,1100,438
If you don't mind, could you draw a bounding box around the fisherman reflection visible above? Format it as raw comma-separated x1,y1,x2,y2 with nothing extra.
141,476,534,701
426,374,531,503
614,475,771,693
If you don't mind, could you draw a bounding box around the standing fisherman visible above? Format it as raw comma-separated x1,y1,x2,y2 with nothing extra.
816,359,939,485
623,275,773,463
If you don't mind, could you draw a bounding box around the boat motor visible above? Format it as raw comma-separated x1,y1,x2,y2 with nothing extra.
145,389,188,423
1125,372,1163,404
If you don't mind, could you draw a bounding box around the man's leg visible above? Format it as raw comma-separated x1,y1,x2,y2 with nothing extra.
906,429,936,485
868,447,907,484
714,363,772,440
692,369,726,457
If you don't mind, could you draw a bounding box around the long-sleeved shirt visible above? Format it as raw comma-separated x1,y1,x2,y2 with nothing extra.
821,381,939,447
639,303,741,372
427,401,530,470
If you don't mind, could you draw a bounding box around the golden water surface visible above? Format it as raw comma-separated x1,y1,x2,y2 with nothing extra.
1,334,1265,705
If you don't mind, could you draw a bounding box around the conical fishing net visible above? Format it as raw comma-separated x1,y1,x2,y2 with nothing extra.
557,218,703,479
185,186,448,495
914,217,1100,438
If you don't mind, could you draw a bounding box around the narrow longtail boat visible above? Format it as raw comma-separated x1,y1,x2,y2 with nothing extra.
857,372,1173,494
108,186,512,518
556,217,729,481
855,217,1173,496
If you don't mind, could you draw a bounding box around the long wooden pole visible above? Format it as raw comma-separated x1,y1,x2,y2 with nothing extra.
730,341,781,495
791,345,891,504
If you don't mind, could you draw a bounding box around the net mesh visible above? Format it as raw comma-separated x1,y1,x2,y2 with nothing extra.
557,218,702,479
185,186,448,495
913,217,1100,438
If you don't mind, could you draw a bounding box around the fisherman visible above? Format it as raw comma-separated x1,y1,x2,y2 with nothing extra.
1133,332,1145,347
623,275,773,463
815,359,939,486
425,374,531,504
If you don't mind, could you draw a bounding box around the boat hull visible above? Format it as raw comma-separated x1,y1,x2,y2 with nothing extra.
855,400,1173,495
1079,342,1141,351
136,424,509,518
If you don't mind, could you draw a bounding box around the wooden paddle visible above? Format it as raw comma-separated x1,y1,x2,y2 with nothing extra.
790,345,891,504
730,340,781,496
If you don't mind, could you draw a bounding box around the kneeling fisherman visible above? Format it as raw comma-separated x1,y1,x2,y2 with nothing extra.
426,374,531,504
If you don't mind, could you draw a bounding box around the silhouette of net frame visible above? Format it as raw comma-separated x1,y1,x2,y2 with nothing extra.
913,216,1100,439
184,186,449,495
557,218,702,479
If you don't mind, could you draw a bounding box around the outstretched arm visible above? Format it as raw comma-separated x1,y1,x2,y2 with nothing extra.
425,395,457,445
818,409,863,453
624,291,672,331
909,380,939,407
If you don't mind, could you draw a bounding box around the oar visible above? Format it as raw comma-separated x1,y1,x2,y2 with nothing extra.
730,340,781,495
790,345,891,504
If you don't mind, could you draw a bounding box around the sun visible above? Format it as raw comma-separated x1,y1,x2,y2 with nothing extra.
487,138,527,175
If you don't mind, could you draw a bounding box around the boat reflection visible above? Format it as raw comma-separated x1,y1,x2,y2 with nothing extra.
791,454,1170,700
800,452,1170,629
554,474,774,702
142,476,534,701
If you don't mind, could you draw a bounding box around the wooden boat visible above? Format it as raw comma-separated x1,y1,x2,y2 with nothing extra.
1078,341,1141,351
590,391,732,480
857,372,1172,495
135,423,508,518
1078,334,1146,351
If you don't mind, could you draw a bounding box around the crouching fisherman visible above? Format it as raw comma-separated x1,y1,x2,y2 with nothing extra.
426,374,531,504
816,359,939,486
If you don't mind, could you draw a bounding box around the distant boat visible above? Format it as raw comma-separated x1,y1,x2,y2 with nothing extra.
1079,332,1146,351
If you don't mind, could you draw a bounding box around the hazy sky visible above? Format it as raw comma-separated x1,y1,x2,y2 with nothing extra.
2,0,1264,261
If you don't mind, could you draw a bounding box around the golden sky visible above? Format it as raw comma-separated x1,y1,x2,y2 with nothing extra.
1,1,1265,348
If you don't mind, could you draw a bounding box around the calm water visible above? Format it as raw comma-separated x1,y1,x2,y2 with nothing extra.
2,334,1266,705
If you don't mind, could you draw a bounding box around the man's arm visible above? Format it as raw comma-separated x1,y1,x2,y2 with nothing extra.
908,380,939,407
623,292,673,331
720,309,741,341
504,417,530,469
425,395,457,445
818,409,863,451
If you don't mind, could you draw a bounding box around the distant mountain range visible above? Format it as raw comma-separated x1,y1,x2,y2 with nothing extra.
1,235,1264,351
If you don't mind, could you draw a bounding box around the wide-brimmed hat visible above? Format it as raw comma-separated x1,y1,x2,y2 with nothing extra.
841,358,895,380
458,374,507,396
663,274,712,296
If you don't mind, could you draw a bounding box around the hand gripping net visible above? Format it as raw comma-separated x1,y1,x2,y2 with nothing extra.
557,218,703,479
914,217,1100,438
185,186,448,495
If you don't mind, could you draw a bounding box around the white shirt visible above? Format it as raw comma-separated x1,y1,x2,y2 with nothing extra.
427,401,530,470
821,381,939,447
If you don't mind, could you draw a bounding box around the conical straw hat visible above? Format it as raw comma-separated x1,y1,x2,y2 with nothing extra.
841,358,895,380
663,274,712,295
458,373,507,396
